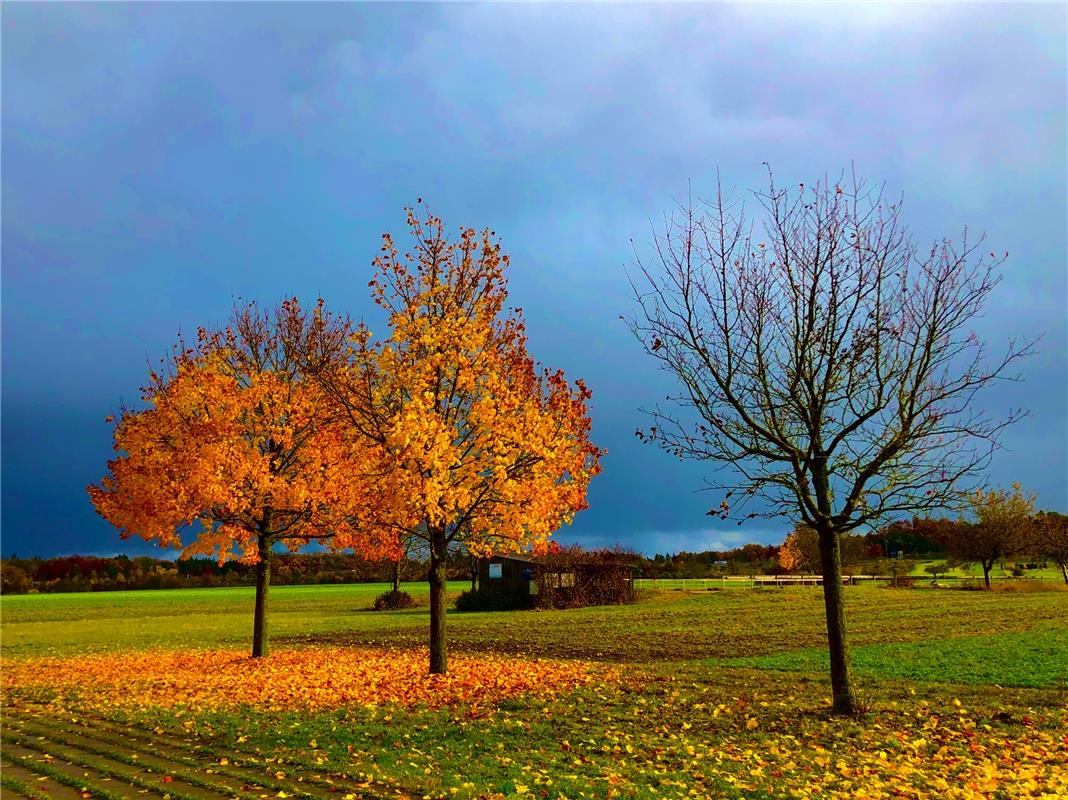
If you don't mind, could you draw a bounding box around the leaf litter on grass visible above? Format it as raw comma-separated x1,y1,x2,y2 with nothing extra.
1,647,611,713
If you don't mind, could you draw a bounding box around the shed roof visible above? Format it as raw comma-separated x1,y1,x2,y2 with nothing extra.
489,553,535,564
489,552,637,568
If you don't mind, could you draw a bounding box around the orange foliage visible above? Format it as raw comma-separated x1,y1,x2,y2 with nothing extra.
317,205,604,673
334,205,603,556
1,648,609,713
778,526,818,572
87,299,399,565
778,532,805,572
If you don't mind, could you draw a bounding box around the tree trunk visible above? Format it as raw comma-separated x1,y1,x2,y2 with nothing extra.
982,560,992,589
817,527,857,715
1060,562,1067,585
428,528,449,674
392,560,401,593
252,533,271,658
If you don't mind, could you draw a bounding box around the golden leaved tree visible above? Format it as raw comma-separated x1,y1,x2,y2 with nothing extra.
778,525,819,573
940,483,1036,589
88,299,399,657
314,205,603,674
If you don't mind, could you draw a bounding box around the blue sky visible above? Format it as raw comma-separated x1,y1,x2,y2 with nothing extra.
3,3,1066,559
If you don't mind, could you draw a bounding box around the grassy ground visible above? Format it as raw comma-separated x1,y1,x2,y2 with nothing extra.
633,561,1068,588
2,582,1067,799
907,559,1066,581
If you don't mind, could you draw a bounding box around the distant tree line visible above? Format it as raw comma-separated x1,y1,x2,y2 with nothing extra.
772,487,1066,588
0,551,466,595
634,496,1066,585
5,496,1063,595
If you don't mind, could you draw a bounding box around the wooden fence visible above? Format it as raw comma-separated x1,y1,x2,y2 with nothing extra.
633,575,1058,590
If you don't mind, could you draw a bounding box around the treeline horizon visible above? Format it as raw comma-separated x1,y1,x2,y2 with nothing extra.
0,522,962,595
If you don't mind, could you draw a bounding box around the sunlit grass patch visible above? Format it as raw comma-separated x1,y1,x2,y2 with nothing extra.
1,647,611,713
723,628,1068,688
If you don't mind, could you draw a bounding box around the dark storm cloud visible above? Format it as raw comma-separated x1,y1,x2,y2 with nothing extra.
2,3,1064,557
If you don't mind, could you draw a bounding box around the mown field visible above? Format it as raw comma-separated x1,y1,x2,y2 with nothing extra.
2,583,1067,799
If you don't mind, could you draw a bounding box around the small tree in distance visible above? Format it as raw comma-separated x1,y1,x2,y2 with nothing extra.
1031,511,1068,585
924,563,949,581
938,483,1036,589
883,558,917,588
628,167,1033,714
779,525,819,572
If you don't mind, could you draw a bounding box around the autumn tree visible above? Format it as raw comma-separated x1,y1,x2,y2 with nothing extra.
938,483,1036,588
1030,510,1068,585
781,525,863,574
314,205,602,674
777,534,803,572
89,299,398,657
779,525,819,572
628,168,1031,714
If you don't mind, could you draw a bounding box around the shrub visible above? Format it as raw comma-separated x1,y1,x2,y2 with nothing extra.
454,585,527,612
991,579,1066,593
882,576,916,589
371,590,417,611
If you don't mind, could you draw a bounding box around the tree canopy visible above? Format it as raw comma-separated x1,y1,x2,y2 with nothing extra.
89,299,399,656
312,205,603,673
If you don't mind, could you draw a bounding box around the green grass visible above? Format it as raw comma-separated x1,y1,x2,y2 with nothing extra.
723,628,1068,688
3,581,1066,666
3,582,1067,799
0,583,430,657
907,558,1066,581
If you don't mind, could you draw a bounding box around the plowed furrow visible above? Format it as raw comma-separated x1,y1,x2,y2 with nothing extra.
7,711,385,799
0,757,89,800
0,772,36,800
5,718,263,799
1,733,223,800
0,745,163,800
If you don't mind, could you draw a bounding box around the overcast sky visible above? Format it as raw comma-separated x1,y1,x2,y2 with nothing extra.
3,3,1065,559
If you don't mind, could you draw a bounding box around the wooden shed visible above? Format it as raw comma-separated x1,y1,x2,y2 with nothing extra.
477,554,536,595
477,549,635,609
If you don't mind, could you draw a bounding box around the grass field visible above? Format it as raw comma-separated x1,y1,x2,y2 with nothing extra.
633,560,1068,589
2,582,1067,799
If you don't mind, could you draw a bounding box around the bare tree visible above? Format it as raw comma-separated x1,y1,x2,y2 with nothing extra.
628,167,1032,714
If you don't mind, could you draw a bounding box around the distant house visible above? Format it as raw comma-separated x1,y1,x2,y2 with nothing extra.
477,549,635,610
